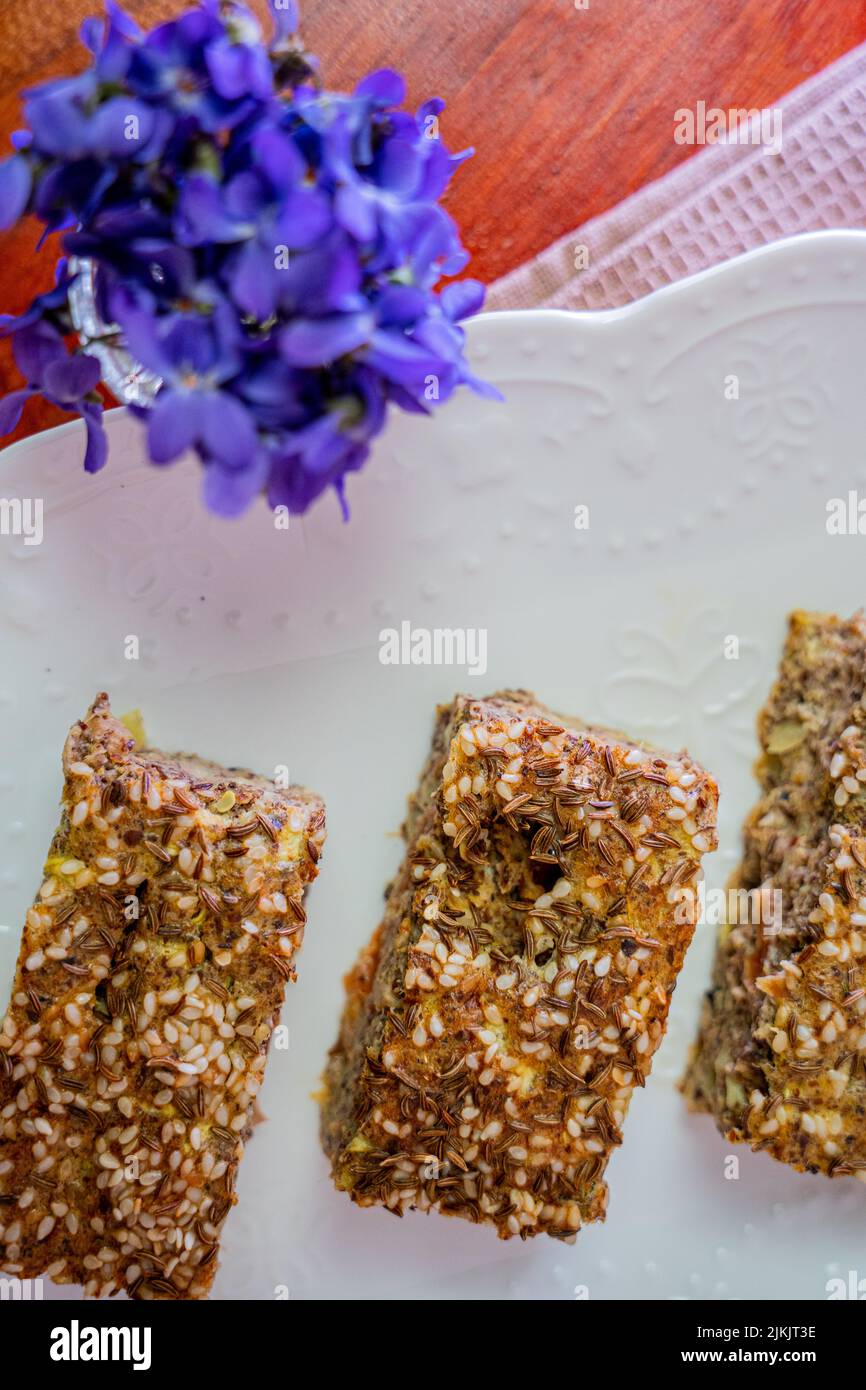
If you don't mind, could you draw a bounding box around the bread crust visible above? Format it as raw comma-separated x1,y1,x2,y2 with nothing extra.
0,695,325,1298
322,690,718,1239
683,611,866,1179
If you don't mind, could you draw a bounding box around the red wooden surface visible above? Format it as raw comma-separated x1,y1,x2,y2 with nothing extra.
1,0,865,441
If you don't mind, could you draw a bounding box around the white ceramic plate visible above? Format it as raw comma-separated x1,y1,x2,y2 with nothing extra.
2,229,866,1302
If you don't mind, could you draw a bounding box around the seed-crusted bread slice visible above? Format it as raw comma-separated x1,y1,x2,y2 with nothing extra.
0,694,325,1298
321,690,718,1239
683,611,866,1179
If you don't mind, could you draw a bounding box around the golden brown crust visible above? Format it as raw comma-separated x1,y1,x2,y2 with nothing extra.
322,691,718,1239
683,612,866,1179
0,694,325,1298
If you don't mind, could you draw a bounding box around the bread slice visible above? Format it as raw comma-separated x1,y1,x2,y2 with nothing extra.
321,690,718,1238
0,694,325,1298
683,611,866,1179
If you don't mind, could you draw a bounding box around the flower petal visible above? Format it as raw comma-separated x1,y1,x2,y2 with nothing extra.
147,388,202,463
355,69,405,106
200,390,258,470
42,352,101,405
206,38,272,102
230,239,280,321
12,320,66,383
280,312,373,366
440,279,485,322
81,402,109,473
375,136,422,197
0,155,32,228
365,329,443,390
176,175,249,246
202,451,268,516
251,125,304,190
376,284,427,328
0,388,34,435
89,98,158,158
275,187,332,248
334,183,377,242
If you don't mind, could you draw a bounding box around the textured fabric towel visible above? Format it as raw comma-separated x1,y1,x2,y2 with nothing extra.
487,42,866,312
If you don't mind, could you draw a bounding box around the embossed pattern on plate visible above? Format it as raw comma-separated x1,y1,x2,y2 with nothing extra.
2,230,866,1301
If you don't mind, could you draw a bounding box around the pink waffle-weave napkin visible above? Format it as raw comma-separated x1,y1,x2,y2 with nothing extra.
486,41,866,312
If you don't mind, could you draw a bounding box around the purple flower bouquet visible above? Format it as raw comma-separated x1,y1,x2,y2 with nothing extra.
0,0,498,517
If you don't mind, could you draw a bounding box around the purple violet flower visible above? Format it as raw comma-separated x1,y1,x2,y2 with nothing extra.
0,0,500,518
0,319,106,472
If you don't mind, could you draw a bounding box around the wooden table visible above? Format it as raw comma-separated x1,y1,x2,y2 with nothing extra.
2,0,864,441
